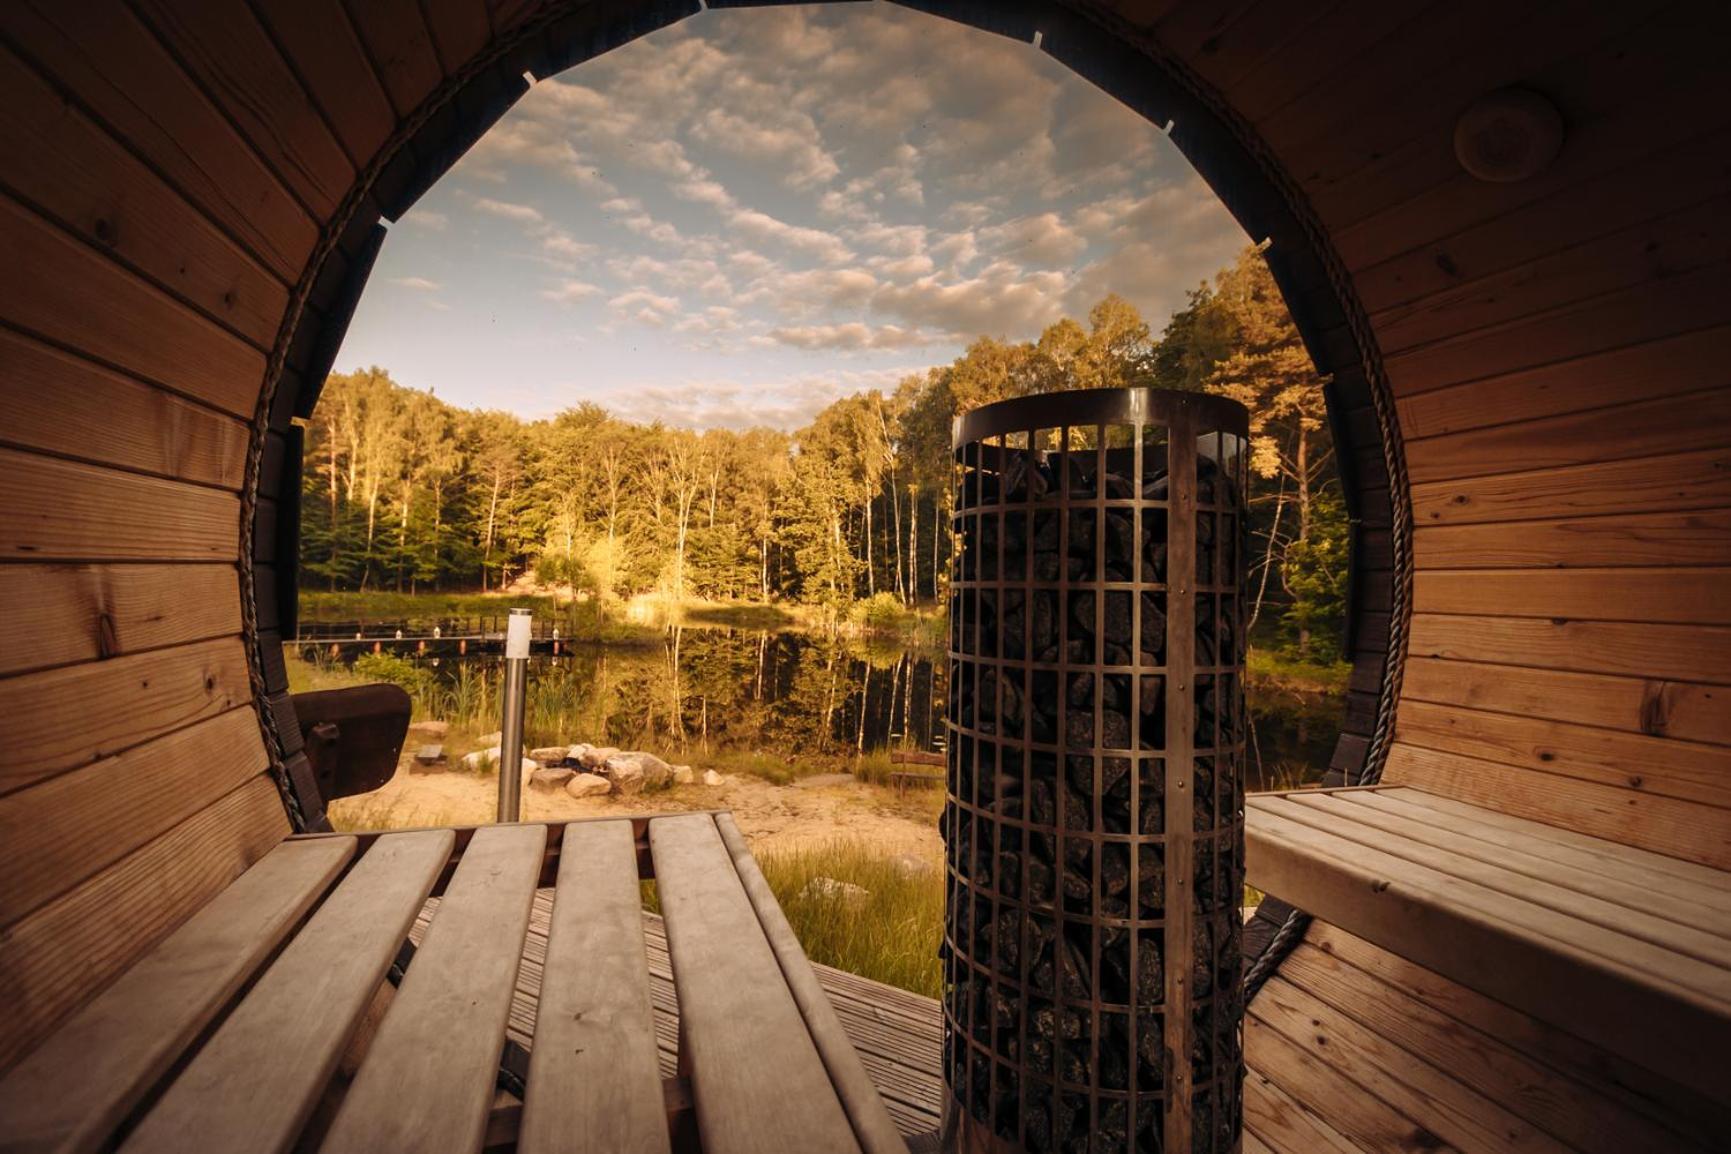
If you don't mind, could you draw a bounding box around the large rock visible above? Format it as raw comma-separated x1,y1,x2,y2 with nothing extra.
702,769,726,787
475,731,502,747
601,752,673,795
529,745,570,765
671,765,695,785
565,773,611,799
576,745,619,770
530,766,575,792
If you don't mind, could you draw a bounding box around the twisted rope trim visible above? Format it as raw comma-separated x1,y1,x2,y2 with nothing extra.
1052,0,1415,999
238,1,587,831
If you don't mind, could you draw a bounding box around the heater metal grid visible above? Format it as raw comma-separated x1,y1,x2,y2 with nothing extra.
942,389,1248,1154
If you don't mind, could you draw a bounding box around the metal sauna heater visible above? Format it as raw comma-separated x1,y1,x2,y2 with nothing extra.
941,389,1249,1153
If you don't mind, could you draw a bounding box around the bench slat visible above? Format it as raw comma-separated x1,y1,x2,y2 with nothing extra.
649,813,860,1154
1275,793,1731,962
520,820,668,1154
1382,787,1731,905
1250,799,1731,1007
1341,789,1731,921
118,829,451,1154
0,836,354,1154
714,813,907,1154
1246,801,1731,1099
321,822,545,1154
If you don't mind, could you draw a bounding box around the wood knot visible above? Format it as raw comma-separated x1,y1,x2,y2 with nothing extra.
1371,879,1390,894
204,674,217,692
93,217,117,245
1434,252,1460,277
1628,775,1644,789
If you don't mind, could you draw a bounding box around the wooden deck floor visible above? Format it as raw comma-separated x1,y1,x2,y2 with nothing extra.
420,893,1728,1152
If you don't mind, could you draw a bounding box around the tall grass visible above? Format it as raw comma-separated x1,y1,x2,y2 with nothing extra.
752,841,944,998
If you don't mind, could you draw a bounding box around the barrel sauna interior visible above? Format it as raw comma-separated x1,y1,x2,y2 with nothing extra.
2,1,1728,1148
943,390,1249,1153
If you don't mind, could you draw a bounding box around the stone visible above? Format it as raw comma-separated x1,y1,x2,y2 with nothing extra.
671,765,695,785
798,877,870,905
462,747,501,773
565,773,611,799
475,731,502,747
702,769,726,786
601,752,673,795
530,766,575,792
413,744,444,764
577,745,620,770
529,745,570,764
408,720,449,738
564,743,593,765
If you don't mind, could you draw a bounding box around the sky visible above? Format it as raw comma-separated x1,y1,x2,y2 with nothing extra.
333,2,1248,431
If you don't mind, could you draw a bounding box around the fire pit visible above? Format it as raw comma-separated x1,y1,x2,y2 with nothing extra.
941,389,1248,1153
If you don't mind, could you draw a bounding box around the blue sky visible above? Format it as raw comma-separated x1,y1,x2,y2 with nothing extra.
334,2,1247,430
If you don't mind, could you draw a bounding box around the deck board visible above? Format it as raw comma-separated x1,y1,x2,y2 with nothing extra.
417,890,1723,1152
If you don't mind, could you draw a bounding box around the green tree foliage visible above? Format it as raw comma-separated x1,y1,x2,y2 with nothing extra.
302,249,1349,655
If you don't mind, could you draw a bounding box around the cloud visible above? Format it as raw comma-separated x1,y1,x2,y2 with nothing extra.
980,212,1087,267
761,322,946,350
389,276,442,291
596,366,917,430
726,209,852,264
401,210,448,231
542,279,602,304
471,197,544,224
609,288,682,328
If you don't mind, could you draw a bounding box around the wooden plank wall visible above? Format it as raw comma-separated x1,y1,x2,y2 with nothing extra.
0,0,321,1072
1108,0,1731,866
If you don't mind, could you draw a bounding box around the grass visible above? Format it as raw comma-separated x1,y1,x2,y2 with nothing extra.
753,841,944,998
1246,647,1352,694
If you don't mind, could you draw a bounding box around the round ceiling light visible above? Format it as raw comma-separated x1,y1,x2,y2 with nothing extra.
1454,87,1565,182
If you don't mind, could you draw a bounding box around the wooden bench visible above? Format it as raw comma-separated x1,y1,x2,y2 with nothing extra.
0,812,906,1154
1245,785,1731,1102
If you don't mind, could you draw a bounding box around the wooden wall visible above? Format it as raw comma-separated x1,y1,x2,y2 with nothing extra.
2,0,1727,1077
1117,0,1731,869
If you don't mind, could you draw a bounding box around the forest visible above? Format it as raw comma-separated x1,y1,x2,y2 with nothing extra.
301,245,1348,660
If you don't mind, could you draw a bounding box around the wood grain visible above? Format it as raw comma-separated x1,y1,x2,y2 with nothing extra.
120,829,453,1154
0,563,240,678
1245,797,1731,1098
1382,744,1731,869
649,813,860,1154
0,836,351,1154
0,195,265,418
0,329,248,488
1414,568,1731,623
0,40,288,348
1411,447,1731,526
1408,612,1731,685
0,775,288,1074
0,448,239,562
0,0,316,278
321,824,544,1154
1393,698,1731,808
0,636,253,793
520,821,669,1154
1414,511,1731,569
0,706,266,929
250,0,396,164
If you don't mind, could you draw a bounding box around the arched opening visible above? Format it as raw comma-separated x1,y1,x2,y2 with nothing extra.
254,0,1404,841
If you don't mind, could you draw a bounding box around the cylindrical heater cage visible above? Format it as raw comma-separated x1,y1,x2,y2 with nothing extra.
941,389,1249,1154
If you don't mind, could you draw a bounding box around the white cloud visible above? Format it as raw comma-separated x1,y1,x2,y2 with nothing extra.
542,279,602,304
609,288,682,328
471,197,544,224
980,212,1087,267
390,276,442,291
401,210,448,231
762,322,946,350
726,209,852,265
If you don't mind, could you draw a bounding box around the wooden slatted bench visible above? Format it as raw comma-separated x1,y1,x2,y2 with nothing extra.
1244,785,1731,1102
0,812,907,1154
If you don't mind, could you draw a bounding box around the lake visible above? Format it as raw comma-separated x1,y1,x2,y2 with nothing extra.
308,627,1337,789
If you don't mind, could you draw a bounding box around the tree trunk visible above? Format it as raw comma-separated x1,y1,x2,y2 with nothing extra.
1294,424,1312,660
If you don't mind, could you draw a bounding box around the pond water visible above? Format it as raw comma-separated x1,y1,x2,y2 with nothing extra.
316,628,1337,789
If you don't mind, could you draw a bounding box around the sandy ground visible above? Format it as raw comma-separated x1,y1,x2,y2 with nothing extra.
329,756,945,863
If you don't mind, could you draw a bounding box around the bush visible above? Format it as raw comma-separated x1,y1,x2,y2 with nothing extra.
352,651,436,709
